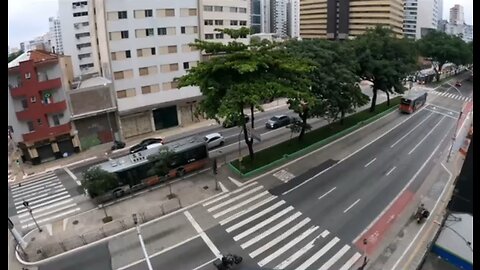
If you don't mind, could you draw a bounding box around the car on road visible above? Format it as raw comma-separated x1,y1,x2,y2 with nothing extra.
222,113,250,128
265,115,291,129
129,138,163,153
455,81,462,87
204,133,225,149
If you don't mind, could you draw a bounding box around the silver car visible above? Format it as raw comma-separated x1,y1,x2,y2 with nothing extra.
204,133,225,149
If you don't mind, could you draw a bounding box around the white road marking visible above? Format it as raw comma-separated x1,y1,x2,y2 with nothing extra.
17,199,74,217
257,224,318,266
65,156,98,168
338,252,362,270
11,182,62,198
63,217,69,231
16,194,71,212
213,191,270,219
21,207,81,229
19,203,77,223
251,218,312,259
408,116,445,155
386,166,397,176
15,190,69,206
424,109,458,119
318,187,337,200
11,179,60,195
207,186,264,212
64,167,81,186
14,187,66,204
219,196,277,225
184,211,221,258
390,112,434,148
318,244,351,270
343,199,361,213
203,182,258,207
364,158,376,168
233,206,294,240
10,176,57,191
218,182,229,192
227,176,243,187
295,237,340,270
275,231,327,270
191,257,218,270
241,212,302,249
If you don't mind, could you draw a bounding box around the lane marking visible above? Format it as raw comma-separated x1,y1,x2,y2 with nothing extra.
408,116,445,155
19,203,78,223
218,182,229,192
338,252,362,270
275,231,327,270
21,207,81,229
318,244,351,270
184,211,221,258
364,158,376,168
343,199,361,213
212,191,270,219
17,199,74,217
318,187,337,200
282,108,429,195
232,206,294,240
64,167,81,186
219,196,277,226
202,182,258,207
295,237,340,270
11,179,60,195
426,103,458,114
257,224,318,266
241,211,302,249
424,108,458,119
16,194,72,213
116,235,201,270
386,166,396,176
227,176,243,187
191,257,218,270
14,187,66,204
15,191,69,206
391,162,454,270
353,125,452,243
251,218,312,259
207,186,263,212
65,156,98,168
11,182,62,198
390,112,434,148
10,176,57,191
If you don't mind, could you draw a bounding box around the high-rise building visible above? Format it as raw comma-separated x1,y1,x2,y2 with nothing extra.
300,0,404,39
58,0,100,78
8,50,80,164
287,0,300,38
449,4,464,25
251,0,262,34
404,0,441,40
261,0,272,33
49,16,64,54
271,0,288,37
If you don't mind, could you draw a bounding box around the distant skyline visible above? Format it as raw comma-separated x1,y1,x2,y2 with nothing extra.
7,0,474,48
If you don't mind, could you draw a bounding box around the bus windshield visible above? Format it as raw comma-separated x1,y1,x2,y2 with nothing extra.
400,98,412,105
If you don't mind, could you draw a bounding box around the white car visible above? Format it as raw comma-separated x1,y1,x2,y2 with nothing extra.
204,133,225,149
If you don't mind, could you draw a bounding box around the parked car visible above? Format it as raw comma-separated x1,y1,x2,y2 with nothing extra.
265,115,291,129
129,138,163,153
204,133,225,149
222,113,250,128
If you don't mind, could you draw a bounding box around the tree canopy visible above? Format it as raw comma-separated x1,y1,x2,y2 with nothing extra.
82,167,119,198
147,148,175,177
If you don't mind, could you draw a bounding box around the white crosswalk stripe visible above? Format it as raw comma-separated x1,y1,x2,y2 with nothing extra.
204,184,363,269
432,91,472,102
9,172,80,229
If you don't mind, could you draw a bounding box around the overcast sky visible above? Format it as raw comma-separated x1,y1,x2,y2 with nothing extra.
7,0,474,48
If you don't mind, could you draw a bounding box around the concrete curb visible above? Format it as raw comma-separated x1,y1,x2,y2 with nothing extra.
16,190,227,266
230,102,400,178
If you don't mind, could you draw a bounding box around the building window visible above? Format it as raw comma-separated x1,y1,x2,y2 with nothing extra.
21,99,28,109
30,96,36,103
52,114,61,126
214,6,223,12
165,8,175,16
37,119,42,126
170,63,179,71
215,33,224,39
146,28,154,36
73,11,88,17
230,20,238,26
189,8,197,16
183,62,190,70
139,67,149,76
25,72,31,79
118,11,127,19
116,88,136,99
240,21,247,26
121,31,129,39
27,121,34,132
239,7,247,13
168,45,177,53
145,9,153,17
215,20,223,26
114,71,124,80
141,85,151,94
80,63,94,70
229,7,238,13
158,28,167,35
205,20,213,25
205,34,214,39
181,27,186,34
126,50,131,58
204,5,213,12
151,48,156,55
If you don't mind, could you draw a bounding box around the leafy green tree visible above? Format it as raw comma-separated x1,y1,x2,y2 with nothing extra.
178,28,312,159
147,148,174,177
82,167,119,198
417,31,472,81
352,26,417,111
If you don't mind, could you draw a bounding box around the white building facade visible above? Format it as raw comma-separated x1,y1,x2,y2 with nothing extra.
58,0,100,78
286,0,300,38
449,4,464,25
270,0,288,37
404,0,441,40
49,16,64,54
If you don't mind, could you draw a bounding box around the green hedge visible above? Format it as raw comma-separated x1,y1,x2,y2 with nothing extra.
230,97,402,177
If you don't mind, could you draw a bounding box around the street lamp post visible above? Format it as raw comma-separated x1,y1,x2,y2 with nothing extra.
132,214,153,270
8,218,28,253
447,110,463,163
22,201,42,232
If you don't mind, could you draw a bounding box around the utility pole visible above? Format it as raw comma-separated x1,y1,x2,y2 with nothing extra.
8,218,27,252
213,158,219,190
447,110,463,162
132,214,153,270
23,201,42,232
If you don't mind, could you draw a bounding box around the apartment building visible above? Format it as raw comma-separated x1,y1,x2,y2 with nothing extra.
8,50,80,164
199,0,250,44
287,0,300,38
404,0,441,40
271,0,288,37
58,0,100,78
449,4,464,25
49,16,64,54
300,0,404,39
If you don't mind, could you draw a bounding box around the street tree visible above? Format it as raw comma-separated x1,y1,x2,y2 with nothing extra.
82,167,119,198
178,28,312,159
147,148,174,178
417,31,473,82
352,26,417,111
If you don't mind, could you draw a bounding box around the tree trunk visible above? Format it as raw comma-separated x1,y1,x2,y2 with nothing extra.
250,105,255,129
243,124,254,160
435,62,445,82
298,112,308,142
340,110,345,125
370,88,377,112
386,91,390,106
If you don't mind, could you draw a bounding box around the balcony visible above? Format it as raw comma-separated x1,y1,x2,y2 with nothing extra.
16,100,67,121
43,100,68,115
22,122,72,143
10,78,62,98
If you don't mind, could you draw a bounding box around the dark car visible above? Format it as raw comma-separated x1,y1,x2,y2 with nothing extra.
265,115,290,129
222,114,250,128
129,138,163,153
455,81,462,87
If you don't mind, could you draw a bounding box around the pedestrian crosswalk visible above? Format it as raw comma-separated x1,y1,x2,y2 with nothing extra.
8,171,80,230
202,182,362,270
430,91,472,102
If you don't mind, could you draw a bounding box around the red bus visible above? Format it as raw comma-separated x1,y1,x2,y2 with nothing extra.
400,92,427,113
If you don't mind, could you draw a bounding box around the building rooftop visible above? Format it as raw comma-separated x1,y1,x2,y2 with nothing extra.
8,50,59,69
76,76,112,89
435,213,473,264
